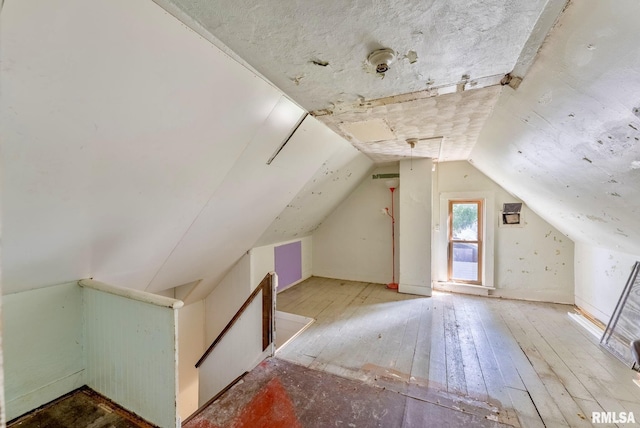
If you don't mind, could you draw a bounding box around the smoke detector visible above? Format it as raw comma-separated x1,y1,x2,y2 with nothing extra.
367,48,396,74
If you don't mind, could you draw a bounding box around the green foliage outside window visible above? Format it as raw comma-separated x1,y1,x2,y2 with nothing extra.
452,203,478,236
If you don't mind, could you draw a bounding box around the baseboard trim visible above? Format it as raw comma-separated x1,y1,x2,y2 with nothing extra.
399,283,432,297
433,282,493,296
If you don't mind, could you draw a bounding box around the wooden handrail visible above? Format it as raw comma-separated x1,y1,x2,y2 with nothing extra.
195,272,275,368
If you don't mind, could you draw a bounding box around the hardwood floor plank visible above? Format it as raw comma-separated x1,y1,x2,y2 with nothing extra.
442,293,468,396
457,297,520,426
409,299,434,382
453,295,489,402
505,387,546,428
497,302,572,427
472,299,528,392
275,278,638,428
574,398,617,428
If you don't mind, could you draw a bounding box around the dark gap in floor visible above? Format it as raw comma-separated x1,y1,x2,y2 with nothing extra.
8,386,156,428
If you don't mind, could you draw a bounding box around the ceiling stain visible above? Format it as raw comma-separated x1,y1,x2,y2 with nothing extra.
311,59,329,67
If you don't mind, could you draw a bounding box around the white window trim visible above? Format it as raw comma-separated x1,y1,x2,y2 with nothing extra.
435,191,495,288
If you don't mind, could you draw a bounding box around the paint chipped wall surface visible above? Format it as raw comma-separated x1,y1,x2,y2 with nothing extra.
314,161,574,302
436,161,574,302
470,0,640,257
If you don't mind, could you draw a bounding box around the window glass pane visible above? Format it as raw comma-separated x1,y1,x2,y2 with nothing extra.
451,242,478,281
452,203,478,240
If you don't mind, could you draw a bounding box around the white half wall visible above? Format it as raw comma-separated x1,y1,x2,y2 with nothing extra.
200,257,274,405
83,283,180,428
204,254,252,345
313,165,399,284
4,283,84,421
178,300,205,422
398,159,432,296
198,296,266,407
574,243,639,325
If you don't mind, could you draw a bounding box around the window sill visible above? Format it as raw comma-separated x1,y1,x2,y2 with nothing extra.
433,281,495,296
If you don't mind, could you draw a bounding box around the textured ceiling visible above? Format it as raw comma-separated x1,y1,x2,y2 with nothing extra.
470,0,640,256
155,0,564,162
317,86,503,163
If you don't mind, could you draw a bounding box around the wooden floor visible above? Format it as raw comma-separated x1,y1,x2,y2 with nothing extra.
276,277,640,428
185,357,513,428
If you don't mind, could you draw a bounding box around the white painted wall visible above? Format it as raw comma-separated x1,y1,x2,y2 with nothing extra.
4,283,84,421
178,300,205,421
204,254,252,345
314,160,574,303
250,237,312,292
470,0,640,259
200,257,273,405
83,285,180,428
574,243,639,325
199,297,266,407
2,0,372,304
313,165,399,284
398,159,432,296
436,161,574,303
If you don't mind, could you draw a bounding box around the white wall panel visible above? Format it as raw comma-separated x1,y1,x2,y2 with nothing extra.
198,297,265,406
436,161,574,303
178,300,205,421
314,160,574,303
399,159,432,296
313,165,399,284
256,147,374,246
0,0,287,294
83,286,179,428
151,115,349,301
200,258,273,405
204,254,252,345
574,243,638,324
4,283,84,421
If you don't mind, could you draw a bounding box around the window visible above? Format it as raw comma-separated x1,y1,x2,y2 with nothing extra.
448,200,483,284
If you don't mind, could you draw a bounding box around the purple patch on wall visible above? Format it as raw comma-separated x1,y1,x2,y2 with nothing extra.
274,241,302,291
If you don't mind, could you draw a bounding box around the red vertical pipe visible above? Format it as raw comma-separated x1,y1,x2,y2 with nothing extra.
387,187,398,290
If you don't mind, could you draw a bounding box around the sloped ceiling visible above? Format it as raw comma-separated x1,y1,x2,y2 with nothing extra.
155,0,567,163
470,0,640,256
0,0,372,296
255,144,374,246
318,86,502,163
158,0,548,112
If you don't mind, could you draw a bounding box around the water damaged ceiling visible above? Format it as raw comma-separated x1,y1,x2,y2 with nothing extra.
154,0,567,163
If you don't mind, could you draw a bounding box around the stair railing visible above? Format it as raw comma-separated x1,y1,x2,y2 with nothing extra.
195,272,276,368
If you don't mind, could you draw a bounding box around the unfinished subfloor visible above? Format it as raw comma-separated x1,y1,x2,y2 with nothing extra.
184,357,510,428
7,387,155,428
